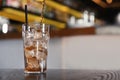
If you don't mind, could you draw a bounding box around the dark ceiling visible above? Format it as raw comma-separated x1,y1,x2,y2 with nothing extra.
56,0,120,24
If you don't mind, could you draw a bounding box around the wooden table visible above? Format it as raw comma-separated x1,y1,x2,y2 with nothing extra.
0,69,120,80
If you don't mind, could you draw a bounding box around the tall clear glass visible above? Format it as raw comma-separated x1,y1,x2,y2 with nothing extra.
22,22,49,73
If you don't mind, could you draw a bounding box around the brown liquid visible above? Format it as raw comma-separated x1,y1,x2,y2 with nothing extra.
40,0,46,23
24,0,47,73
24,56,47,72
24,45,47,73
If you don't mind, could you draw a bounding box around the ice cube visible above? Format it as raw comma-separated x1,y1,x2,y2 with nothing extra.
24,39,34,46
38,39,48,49
42,32,50,41
39,45,47,52
36,51,47,61
34,30,42,40
40,58,46,71
36,46,47,60
42,41,47,49
25,46,36,58
26,57,40,71
45,32,50,40
26,30,34,39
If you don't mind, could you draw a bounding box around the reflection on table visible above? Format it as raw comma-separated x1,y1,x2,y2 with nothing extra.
0,69,120,80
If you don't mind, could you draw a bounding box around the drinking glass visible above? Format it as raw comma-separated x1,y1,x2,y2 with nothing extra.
22,22,49,73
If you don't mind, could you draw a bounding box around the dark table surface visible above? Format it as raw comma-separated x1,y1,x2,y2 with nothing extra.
0,69,120,80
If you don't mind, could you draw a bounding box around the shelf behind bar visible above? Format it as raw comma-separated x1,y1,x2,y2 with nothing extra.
36,0,82,18
0,32,22,39
50,27,95,37
0,27,95,39
0,7,66,29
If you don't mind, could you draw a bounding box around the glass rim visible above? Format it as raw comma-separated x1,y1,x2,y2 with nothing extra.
22,22,50,26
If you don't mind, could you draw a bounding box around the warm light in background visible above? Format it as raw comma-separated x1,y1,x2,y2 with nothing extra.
0,16,9,33
69,16,75,24
68,10,95,28
2,23,8,34
90,12,95,24
116,13,120,24
83,10,89,23
106,0,112,4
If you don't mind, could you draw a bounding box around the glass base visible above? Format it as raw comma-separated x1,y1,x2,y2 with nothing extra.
24,71,40,74
24,70,46,74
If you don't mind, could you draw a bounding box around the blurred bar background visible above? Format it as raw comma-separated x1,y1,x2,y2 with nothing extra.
0,0,120,70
